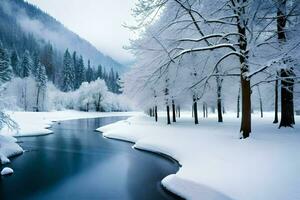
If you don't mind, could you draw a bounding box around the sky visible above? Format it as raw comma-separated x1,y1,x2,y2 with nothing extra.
26,0,137,65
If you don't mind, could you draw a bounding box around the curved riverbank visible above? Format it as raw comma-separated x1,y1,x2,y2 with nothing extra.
0,117,180,200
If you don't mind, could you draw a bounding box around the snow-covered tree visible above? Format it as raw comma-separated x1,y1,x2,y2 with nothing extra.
75,55,85,88
86,60,93,83
0,42,17,130
62,49,75,92
10,50,19,77
0,43,12,84
20,50,32,78
34,62,47,111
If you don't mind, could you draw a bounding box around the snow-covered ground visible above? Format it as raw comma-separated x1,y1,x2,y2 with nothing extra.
98,112,300,200
0,110,137,170
1,110,138,137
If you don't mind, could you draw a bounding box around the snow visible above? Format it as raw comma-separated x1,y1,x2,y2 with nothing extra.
1,167,14,176
0,110,138,137
98,112,300,200
0,135,23,164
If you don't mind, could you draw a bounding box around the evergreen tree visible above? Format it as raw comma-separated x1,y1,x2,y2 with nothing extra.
32,51,40,77
35,62,47,111
86,60,93,83
41,43,54,82
20,50,32,78
97,64,103,79
76,55,85,88
0,43,12,84
107,68,116,92
62,49,75,92
72,51,78,88
10,50,19,76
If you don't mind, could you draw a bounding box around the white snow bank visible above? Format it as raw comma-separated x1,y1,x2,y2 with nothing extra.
98,112,300,200
1,167,14,176
0,110,139,137
0,135,23,164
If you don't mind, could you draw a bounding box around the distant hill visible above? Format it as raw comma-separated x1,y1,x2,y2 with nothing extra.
0,0,126,73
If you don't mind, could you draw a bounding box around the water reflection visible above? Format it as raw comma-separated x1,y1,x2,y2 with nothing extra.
0,117,179,200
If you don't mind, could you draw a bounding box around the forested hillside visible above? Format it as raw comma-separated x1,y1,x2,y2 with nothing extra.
0,0,124,92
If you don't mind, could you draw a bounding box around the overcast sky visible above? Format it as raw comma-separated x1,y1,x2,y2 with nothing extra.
26,0,137,65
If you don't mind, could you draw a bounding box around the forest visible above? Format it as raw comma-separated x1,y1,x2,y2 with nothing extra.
0,0,127,121
124,0,300,138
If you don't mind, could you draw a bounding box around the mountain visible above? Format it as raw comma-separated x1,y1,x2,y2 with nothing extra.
0,0,126,73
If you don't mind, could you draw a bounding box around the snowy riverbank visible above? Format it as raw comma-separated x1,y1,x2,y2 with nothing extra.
1,110,138,137
0,110,138,168
98,112,300,200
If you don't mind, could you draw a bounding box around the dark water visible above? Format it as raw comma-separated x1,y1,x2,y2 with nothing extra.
0,117,180,200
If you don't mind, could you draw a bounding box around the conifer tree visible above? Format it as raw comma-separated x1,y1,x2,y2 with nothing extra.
0,43,12,84
76,55,85,88
62,49,75,92
41,43,54,82
20,50,32,78
97,65,103,79
32,51,40,77
86,60,93,83
10,50,19,76
35,62,47,111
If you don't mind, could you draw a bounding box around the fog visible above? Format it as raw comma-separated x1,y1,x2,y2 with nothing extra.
26,0,137,65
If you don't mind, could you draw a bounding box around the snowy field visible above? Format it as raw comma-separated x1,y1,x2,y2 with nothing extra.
0,110,137,168
98,112,300,200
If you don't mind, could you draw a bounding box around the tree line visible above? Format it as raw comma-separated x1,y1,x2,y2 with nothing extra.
125,0,300,138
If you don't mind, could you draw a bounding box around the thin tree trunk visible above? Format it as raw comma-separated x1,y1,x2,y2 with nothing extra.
167,105,171,125
237,86,241,118
216,74,223,122
205,103,208,118
273,74,279,123
178,106,181,118
257,86,263,118
155,106,158,122
172,100,176,122
36,87,40,112
96,93,101,112
217,98,223,122
193,98,199,124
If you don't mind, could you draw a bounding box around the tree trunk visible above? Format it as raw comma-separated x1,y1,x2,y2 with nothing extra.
96,93,101,112
277,0,295,128
155,106,158,122
240,77,251,138
279,68,294,128
237,4,251,139
216,76,223,122
36,87,40,112
172,100,176,122
166,105,171,125
237,86,241,118
217,98,223,122
273,75,279,123
205,103,208,118
257,86,263,118
193,98,199,124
